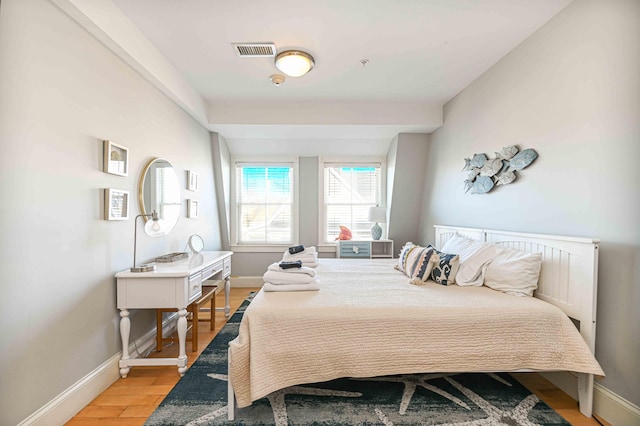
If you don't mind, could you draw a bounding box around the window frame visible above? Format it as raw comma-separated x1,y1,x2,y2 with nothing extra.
318,157,386,245
230,157,299,252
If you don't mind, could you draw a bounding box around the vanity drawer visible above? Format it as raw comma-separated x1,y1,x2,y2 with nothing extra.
201,263,222,281
188,272,202,303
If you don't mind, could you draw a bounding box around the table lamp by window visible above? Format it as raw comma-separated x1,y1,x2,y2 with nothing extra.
131,210,167,272
368,206,386,240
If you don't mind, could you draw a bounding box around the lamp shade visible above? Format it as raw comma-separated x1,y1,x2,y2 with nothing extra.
275,50,314,77
368,206,386,224
131,211,167,272
144,215,167,237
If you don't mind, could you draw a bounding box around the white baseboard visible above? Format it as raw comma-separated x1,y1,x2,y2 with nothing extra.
18,314,179,426
231,276,263,288
593,382,640,426
17,352,122,426
542,372,640,425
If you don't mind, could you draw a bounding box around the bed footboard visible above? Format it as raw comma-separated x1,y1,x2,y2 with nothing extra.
228,347,235,421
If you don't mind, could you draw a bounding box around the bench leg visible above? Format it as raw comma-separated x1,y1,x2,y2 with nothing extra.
210,291,216,330
155,310,163,351
191,306,198,352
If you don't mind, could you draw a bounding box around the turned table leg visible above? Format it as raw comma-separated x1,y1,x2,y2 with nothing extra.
176,307,188,376
224,276,231,318
119,309,131,378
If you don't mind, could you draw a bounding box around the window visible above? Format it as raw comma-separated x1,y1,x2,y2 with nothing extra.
322,163,382,242
234,163,295,245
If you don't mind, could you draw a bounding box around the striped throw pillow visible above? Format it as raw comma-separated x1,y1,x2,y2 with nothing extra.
395,242,439,285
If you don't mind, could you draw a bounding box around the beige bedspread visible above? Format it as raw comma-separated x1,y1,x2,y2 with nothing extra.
229,258,603,408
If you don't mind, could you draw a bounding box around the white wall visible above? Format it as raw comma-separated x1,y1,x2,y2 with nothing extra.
0,0,222,423
419,0,640,407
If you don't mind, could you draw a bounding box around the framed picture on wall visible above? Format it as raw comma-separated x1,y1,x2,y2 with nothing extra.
103,140,129,176
105,188,129,220
187,170,199,191
187,199,199,219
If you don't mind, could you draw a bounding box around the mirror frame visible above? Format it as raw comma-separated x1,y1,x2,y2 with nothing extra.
188,234,205,253
138,157,181,234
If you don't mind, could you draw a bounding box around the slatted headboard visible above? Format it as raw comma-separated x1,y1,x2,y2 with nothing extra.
433,225,600,353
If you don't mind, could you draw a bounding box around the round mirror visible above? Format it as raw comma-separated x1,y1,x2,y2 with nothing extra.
138,158,181,234
188,234,204,253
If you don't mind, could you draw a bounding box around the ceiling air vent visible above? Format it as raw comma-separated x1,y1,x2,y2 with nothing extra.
232,43,276,58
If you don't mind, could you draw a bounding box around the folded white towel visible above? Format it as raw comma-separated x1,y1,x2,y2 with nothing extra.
282,251,318,268
267,262,317,277
263,282,320,292
263,270,316,285
290,252,315,259
283,246,317,259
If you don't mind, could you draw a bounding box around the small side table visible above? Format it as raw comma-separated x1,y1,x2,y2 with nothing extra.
337,240,394,259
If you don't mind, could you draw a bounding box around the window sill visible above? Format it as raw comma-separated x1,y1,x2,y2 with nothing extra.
231,244,338,254
317,244,338,253
231,245,290,253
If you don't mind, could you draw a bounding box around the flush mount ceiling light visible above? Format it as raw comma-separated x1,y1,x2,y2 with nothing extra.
275,50,315,77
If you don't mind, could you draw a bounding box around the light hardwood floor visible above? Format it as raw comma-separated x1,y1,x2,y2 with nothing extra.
66,288,609,425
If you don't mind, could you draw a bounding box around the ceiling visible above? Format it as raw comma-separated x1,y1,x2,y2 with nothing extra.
108,0,572,150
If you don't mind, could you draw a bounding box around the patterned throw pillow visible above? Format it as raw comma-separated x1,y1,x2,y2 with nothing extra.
395,242,439,285
395,242,417,274
427,245,460,286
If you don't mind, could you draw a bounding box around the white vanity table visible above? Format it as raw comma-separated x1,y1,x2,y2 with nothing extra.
116,250,232,377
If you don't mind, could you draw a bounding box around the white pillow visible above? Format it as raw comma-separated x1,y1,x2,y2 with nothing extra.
483,246,543,297
441,233,498,286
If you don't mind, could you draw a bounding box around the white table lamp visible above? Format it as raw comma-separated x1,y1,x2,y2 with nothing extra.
131,210,167,272
368,206,386,240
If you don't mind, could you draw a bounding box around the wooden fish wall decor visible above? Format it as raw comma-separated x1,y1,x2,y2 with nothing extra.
462,146,538,194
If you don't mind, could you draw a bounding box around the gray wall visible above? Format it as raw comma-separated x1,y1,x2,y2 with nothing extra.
387,133,430,251
298,157,320,247
418,0,639,406
211,133,231,250
0,0,222,423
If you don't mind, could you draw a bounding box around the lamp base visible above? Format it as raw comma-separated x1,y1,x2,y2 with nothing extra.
130,264,156,273
371,223,382,240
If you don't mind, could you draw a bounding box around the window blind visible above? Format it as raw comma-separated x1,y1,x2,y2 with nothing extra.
323,164,381,242
236,164,293,244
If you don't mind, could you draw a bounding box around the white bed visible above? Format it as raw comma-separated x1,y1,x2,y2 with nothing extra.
228,225,603,420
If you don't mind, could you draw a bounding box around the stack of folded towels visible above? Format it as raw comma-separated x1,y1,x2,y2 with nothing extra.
262,245,320,292
281,245,318,267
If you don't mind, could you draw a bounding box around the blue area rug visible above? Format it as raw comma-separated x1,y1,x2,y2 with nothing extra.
146,293,570,425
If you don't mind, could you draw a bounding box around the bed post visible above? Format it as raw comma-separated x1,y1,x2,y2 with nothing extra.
228,347,235,421
578,373,594,417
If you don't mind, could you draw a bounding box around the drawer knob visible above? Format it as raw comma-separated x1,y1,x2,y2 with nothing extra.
352,246,359,254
